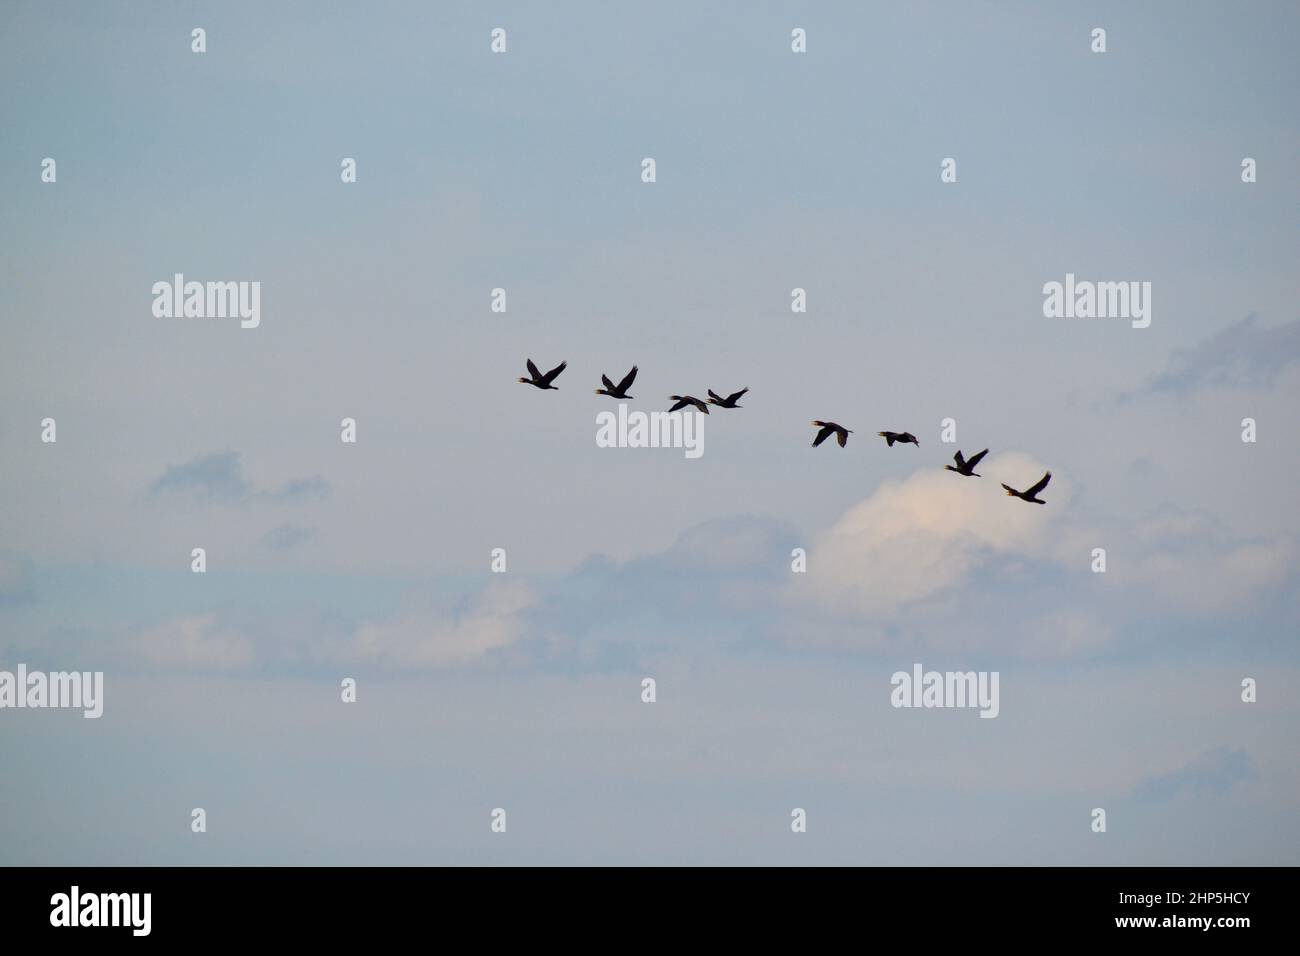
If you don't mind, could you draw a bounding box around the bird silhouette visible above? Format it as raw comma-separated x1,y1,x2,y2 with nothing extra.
707,387,748,409
668,395,710,414
878,431,919,447
595,365,637,399
518,359,567,390
945,448,988,477
812,421,852,447
1002,471,1051,504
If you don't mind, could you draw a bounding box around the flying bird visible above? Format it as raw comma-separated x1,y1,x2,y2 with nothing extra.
878,431,919,447
1002,471,1051,504
518,359,567,390
812,421,852,447
707,387,748,409
668,395,710,414
945,448,989,477
595,365,637,399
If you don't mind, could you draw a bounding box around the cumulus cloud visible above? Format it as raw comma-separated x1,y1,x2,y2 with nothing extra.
795,453,1067,617
130,614,256,671
348,581,537,668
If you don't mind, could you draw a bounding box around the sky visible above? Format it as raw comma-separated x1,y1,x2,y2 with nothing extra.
1,0,1297,865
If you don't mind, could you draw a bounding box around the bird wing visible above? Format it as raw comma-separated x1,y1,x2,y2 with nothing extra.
669,398,688,412
904,433,918,444
836,427,848,447
689,397,709,413
953,450,967,468
601,374,615,391
617,366,638,392
707,389,723,402
967,449,989,469
526,359,541,380
813,425,834,447
541,361,567,385
1026,471,1052,496
727,388,748,404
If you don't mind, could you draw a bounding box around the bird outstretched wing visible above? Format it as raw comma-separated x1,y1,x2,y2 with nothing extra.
617,366,638,392
707,389,723,402
812,424,834,447
541,361,567,385
727,388,748,404
601,374,615,391
1026,471,1051,497
836,427,848,447
953,450,967,469
526,359,541,380
966,449,989,469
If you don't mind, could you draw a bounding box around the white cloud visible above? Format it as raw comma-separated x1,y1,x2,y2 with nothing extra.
797,453,1066,617
349,581,536,668
131,614,256,671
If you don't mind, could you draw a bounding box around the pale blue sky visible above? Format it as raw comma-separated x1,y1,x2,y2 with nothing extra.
1,0,1297,864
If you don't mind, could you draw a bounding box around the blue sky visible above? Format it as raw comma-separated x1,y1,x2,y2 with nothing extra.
1,0,1298,864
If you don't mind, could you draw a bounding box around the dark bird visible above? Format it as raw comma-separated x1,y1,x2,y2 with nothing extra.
812,421,852,447
595,365,637,399
518,358,567,390
878,431,919,447
668,395,710,414
1002,471,1051,504
945,448,989,477
707,387,748,409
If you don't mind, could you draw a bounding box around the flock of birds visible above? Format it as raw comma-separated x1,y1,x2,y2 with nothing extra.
519,358,1053,504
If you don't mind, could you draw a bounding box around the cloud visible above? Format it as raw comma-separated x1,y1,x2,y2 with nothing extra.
347,581,537,668
266,477,330,502
1123,508,1294,613
1133,747,1255,803
1148,315,1300,393
795,453,1066,618
262,524,318,550
130,614,256,671
149,450,252,501
148,450,328,505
